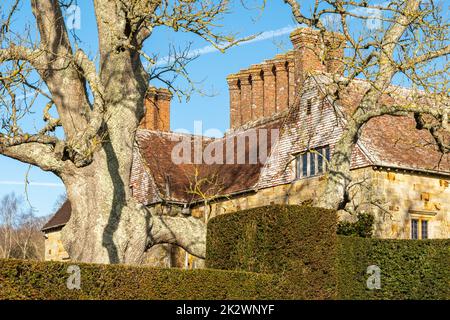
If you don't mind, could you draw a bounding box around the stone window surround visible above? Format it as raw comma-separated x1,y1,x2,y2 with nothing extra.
409,210,437,240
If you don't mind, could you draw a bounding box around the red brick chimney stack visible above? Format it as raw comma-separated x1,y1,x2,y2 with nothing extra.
290,28,345,87
326,33,346,75
287,52,296,108
239,71,252,124
140,87,172,131
249,66,264,120
273,57,289,113
227,75,241,128
262,63,276,118
226,27,345,130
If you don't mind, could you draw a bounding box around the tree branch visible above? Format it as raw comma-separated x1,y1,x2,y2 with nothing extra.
0,142,66,173
0,46,44,68
148,214,206,259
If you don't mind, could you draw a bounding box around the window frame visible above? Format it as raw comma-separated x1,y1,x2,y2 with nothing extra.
411,217,429,240
294,146,330,180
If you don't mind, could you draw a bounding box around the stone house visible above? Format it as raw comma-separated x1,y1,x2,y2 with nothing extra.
42,28,450,267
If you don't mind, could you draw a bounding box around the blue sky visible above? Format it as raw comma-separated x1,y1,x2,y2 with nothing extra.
0,1,300,217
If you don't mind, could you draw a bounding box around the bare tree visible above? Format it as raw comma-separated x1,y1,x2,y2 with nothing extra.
14,209,46,260
186,167,227,223
277,0,450,209
0,193,46,260
0,193,19,259
0,1,252,264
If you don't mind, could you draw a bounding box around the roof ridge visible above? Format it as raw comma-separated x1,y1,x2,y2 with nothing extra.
136,128,215,140
225,110,289,135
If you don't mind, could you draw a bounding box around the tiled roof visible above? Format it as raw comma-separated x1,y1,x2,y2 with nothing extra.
41,201,71,231
43,118,282,231
319,75,450,173
132,118,282,204
360,115,450,173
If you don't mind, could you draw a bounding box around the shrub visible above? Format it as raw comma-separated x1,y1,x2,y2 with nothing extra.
337,212,374,238
0,259,278,300
337,236,450,300
2,206,447,300
206,204,449,300
206,205,338,299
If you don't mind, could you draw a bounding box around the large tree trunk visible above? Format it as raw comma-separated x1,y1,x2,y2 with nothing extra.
61,163,148,264
56,1,208,263
61,153,207,264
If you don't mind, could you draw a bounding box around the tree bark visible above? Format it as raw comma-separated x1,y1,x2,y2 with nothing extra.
61,151,207,264
317,125,359,210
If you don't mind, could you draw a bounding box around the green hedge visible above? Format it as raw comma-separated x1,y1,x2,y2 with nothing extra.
1,205,448,300
206,205,338,299
337,236,450,300
0,259,278,300
206,205,449,300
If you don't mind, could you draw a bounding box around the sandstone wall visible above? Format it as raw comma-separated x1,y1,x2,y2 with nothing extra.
44,230,70,261
370,169,450,239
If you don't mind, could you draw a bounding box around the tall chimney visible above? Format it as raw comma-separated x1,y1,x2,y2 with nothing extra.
262,63,276,117
249,66,264,121
290,28,345,89
287,52,296,108
239,72,252,124
326,34,346,74
274,58,289,112
140,87,172,131
227,74,241,128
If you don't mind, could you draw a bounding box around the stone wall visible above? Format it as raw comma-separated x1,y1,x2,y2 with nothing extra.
191,167,449,240
44,230,70,261
370,168,450,239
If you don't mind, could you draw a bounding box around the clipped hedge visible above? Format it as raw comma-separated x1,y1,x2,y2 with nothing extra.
206,205,338,299
1,205,448,300
337,236,450,300
0,259,278,300
206,204,449,300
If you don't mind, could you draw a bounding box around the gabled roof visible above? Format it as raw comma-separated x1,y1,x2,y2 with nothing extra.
316,75,450,173
131,117,283,204
257,75,449,188
41,201,71,232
